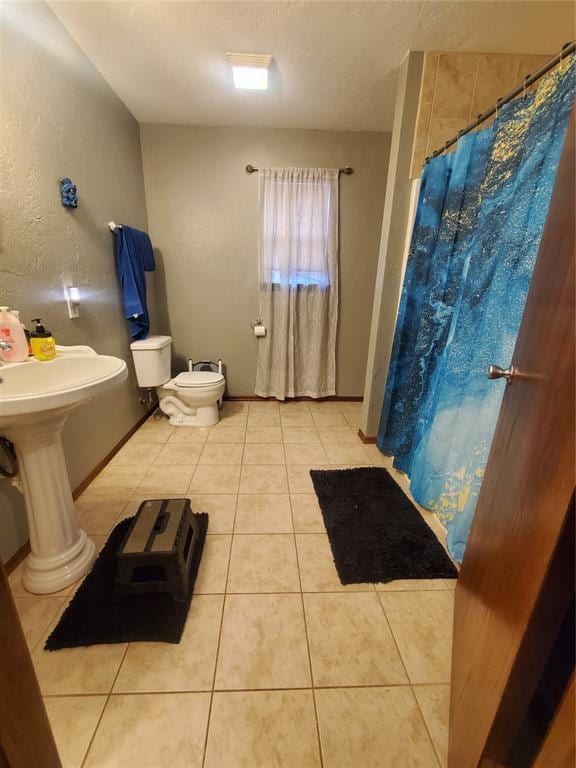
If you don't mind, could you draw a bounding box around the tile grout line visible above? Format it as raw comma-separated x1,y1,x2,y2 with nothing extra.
287,455,325,768
200,429,243,768
80,642,131,768
374,591,443,766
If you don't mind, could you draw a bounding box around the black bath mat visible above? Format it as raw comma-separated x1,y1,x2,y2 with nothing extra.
310,467,457,584
45,512,208,650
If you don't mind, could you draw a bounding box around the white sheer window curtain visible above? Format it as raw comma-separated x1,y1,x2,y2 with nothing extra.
255,167,339,399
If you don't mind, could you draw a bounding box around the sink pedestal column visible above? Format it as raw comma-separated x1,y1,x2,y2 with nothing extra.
4,413,96,594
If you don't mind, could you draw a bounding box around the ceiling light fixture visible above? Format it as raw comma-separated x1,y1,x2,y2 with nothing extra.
226,52,272,90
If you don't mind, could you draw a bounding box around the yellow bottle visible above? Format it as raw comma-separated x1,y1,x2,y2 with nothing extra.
30,318,56,361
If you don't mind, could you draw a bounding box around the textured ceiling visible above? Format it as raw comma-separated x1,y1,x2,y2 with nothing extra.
48,1,573,131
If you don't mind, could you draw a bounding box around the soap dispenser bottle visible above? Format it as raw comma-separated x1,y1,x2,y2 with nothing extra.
30,318,56,361
0,307,29,362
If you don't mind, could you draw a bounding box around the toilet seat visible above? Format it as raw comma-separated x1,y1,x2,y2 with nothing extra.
174,371,225,389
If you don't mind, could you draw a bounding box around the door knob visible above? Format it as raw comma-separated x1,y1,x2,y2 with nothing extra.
487,364,516,384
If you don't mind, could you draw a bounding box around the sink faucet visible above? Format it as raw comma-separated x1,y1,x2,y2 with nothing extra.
0,340,13,365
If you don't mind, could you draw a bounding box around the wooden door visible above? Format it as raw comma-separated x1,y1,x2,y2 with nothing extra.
448,111,575,768
0,561,61,767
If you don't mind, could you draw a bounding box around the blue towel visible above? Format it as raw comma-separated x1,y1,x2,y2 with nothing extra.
114,225,156,340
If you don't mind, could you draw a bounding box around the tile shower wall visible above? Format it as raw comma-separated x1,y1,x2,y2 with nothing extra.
410,52,551,177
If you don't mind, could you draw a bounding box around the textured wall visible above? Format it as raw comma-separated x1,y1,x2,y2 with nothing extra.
0,2,160,562
140,125,390,396
410,51,552,176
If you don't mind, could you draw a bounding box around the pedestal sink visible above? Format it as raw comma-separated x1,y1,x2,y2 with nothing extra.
0,347,127,594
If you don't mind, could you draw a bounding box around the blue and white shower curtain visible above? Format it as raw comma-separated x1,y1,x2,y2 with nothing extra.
378,56,575,563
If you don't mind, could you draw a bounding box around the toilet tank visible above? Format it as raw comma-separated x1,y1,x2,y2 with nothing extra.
130,335,172,387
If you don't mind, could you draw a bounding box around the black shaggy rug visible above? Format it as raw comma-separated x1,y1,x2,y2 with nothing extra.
310,467,457,584
45,512,208,650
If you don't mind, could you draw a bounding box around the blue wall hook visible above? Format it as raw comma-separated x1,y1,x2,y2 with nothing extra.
59,177,78,208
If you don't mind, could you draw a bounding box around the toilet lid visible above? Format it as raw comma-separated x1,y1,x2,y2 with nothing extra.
174,371,224,388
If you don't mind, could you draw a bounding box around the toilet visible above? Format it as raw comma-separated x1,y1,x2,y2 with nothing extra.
130,335,225,426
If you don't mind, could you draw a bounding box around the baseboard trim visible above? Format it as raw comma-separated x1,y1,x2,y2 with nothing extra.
225,395,363,402
358,429,377,444
5,404,157,575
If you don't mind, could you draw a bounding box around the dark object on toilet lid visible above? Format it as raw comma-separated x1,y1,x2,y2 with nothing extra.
174,371,224,388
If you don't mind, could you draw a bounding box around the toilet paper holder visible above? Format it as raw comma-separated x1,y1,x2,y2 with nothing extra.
251,319,267,337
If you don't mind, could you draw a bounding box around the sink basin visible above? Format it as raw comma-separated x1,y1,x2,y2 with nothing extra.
0,347,127,594
0,352,126,419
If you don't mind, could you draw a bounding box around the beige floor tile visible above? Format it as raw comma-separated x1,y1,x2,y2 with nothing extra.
376,579,448,592
296,534,373,592
324,443,371,465
342,412,361,428
444,578,457,590
239,465,289,494
88,465,147,495
307,401,344,412
188,465,241,494
33,623,127,695
291,494,326,533
287,464,331,493
215,594,311,689
195,535,232,593
129,424,173,445
84,693,210,768
114,595,224,693
111,442,162,467
154,443,203,465
137,464,195,494
189,494,236,533
378,591,454,684
304,593,408,686
45,695,107,768
282,426,321,444
204,690,322,768
198,443,244,465
206,426,246,444
284,443,328,466
338,402,363,413
362,444,392,466
311,411,348,427
318,427,360,444
278,401,311,412
245,426,283,444
221,400,248,413
167,427,210,444
247,411,281,427
315,687,439,768
227,534,300,592
413,684,450,768
280,411,315,427
235,494,293,533
242,443,285,465
249,400,280,412
217,410,248,426
15,596,65,652
75,496,130,535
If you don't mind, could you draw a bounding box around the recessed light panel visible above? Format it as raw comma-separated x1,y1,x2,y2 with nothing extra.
226,53,272,90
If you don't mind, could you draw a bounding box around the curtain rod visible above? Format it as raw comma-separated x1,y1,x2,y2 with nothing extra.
245,164,354,175
425,40,575,164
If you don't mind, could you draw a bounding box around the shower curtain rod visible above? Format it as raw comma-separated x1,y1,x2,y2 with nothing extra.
425,40,575,164
245,164,354,175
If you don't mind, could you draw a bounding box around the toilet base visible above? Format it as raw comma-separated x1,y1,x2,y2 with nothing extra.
159,396,220,427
